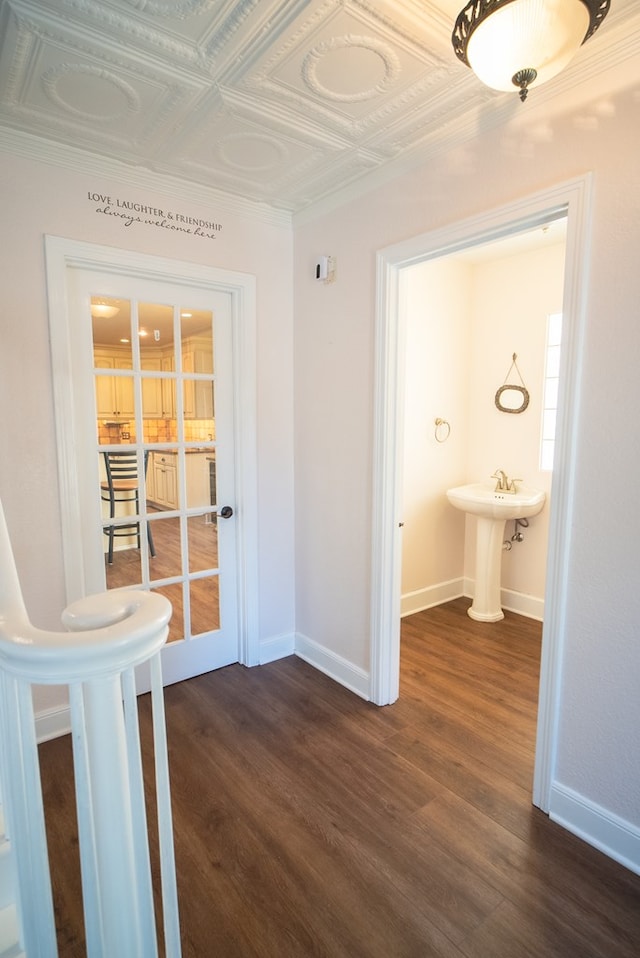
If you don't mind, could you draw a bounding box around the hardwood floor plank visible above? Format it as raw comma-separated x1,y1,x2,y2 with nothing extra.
391,690,535,791
150,685,470,957
149,681,501,954
37,600,640,957
417,786,640,958
37,735,85,958
386,727,536,841
459,897,615,958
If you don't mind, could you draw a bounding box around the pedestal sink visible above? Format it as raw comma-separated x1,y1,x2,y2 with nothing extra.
446,482,546,622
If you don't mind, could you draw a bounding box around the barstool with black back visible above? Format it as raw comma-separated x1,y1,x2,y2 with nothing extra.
101,451,156,564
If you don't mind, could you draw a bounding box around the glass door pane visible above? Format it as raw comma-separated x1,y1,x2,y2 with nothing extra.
91,293,223,652
92,297,136,444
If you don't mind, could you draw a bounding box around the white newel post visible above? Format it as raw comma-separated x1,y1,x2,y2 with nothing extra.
0,499,181,958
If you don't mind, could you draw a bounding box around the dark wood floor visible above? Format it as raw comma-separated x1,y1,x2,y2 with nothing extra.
39,599,640,957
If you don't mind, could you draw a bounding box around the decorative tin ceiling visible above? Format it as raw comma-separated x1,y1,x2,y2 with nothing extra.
0,0,637,215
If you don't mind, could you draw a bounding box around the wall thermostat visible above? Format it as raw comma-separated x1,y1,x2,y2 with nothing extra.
315,256,329,280
315,255,336,283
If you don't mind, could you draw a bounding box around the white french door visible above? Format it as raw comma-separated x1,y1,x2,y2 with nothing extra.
46,238,259,685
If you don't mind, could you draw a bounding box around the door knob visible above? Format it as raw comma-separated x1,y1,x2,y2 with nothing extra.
216,505,233,519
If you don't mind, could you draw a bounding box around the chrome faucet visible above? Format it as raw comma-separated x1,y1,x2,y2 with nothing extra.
491,470,521,494
492,469,509,491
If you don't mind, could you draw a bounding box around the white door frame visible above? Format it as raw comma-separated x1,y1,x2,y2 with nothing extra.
370,175,593,811
44,236,260,667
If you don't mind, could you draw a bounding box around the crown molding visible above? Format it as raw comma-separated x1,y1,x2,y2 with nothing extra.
0,126,293,227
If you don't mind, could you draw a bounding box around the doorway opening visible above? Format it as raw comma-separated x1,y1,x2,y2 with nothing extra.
370,176,593,812
399,218,567,624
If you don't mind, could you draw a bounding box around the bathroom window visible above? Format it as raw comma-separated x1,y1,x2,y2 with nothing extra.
540,312,563,471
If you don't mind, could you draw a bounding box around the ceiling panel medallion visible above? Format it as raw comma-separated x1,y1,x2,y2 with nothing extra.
42,63,140,120
302,35,399,102
217,133,289,172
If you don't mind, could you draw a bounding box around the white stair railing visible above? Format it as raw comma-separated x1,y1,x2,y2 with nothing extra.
0,499,181,957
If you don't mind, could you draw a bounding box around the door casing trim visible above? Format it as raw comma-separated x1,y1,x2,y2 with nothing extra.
44,236,259,667
370,174,593,811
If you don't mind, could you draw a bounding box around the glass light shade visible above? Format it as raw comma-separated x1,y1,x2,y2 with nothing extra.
466,0,590,93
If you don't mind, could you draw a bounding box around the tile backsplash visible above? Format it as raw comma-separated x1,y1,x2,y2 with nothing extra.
97,419,215,444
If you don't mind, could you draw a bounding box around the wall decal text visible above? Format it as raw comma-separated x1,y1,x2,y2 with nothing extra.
87,191,223,240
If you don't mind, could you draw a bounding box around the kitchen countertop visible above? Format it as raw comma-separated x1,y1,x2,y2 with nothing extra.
153,447,214,455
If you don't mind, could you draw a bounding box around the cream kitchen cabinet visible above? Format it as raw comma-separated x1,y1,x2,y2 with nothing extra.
94,351,134,420
140,354,163,419
149,452,178,510
182,338,214,420
160,355,175,418
147,451,212,510
185,453,213,510
193,380,214,420
138,349,176,419
144,453,156,502
183,373,213,420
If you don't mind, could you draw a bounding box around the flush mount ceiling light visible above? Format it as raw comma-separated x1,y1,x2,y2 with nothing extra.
452,0,610,102
90,300,120,319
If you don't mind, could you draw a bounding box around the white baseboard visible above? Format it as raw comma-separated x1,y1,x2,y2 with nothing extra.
401,578,544,622
259,631,295,664
401,579,463,617
294,632,370,701
500,587,544,621
35,705,71,744
549,782,640,876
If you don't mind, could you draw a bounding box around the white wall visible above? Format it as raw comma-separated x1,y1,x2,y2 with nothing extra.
400,258,470,610
0,150,295,715
468,241,565,604
293,79,640,864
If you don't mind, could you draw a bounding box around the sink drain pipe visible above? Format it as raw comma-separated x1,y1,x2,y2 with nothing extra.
504,517,530,549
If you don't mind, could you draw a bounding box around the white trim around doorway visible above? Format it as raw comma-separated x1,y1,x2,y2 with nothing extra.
44,236,260,668
370,175,593,813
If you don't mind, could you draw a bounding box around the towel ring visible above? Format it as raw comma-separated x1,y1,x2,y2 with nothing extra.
434,418,450,443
